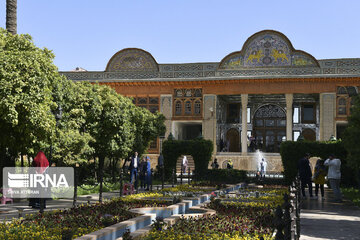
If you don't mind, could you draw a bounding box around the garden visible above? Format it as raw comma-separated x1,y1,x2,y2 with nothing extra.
0,181,292,240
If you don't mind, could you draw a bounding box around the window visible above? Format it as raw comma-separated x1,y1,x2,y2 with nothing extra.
149,97,159,104
247,107,251,123
138,97,147,104
175,101,182,115
194,101,201,115
293,107,299,123
293,131,301,141
149,139,157,149
336,86,358,117
185,101,192,114
173,88,202,117
302,104,315,123
338,98,347,115
247,131,252,138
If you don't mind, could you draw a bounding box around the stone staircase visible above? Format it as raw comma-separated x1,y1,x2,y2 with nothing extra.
176,155,195,174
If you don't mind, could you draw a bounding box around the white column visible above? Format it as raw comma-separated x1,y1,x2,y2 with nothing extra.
160,94,172,139
203,94,217,154
320,93,336,141
286,94,293,141
241,94,248,154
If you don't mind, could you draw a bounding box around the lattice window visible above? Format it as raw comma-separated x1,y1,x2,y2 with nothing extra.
149,97,159,104
336,86,358,117
195,100,201,115
338,97,347,115
138,97,147,104
185,101,192,114
175,101,182,115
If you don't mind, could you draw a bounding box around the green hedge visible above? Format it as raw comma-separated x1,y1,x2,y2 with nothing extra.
280,140,355,186
162,138,213,178
195,169,247,184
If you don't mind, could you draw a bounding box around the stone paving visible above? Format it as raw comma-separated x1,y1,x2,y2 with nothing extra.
300,188,360,240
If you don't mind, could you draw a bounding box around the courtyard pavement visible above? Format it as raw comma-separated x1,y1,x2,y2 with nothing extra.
300,188,360,240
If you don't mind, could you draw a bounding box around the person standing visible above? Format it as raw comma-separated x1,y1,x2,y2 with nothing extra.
298,153,314,199
139,157,147,189
211,158,219,169
258,158,267,179
227,159,233,169
313,159,327,199
145,156,152,191
324,154,342,202
182,156,188,174
130,152,140,187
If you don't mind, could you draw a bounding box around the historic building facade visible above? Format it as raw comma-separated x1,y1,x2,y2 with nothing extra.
61,30,360,171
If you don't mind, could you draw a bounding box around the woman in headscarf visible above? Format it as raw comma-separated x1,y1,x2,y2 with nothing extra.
30,151,49,208
33,151,49,174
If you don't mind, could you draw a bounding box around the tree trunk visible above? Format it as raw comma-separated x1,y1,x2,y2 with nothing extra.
6,0,17,35
98,156,105,203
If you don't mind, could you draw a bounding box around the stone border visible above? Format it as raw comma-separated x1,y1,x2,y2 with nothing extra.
76,184,243,240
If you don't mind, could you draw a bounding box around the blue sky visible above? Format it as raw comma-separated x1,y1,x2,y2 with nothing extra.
1,0,360,71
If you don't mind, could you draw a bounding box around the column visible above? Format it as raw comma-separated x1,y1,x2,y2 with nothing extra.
160,94,172,139
319,93,336,141
203,94,217,154
241,94,248,154
286,94,293,141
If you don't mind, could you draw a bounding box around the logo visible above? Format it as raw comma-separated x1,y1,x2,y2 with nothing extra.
3,167,74,199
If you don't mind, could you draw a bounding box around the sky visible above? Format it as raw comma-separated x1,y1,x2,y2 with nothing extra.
1,0,360,71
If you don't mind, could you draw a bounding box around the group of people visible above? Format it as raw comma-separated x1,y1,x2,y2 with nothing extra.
127,152,152,190
299,153,342,202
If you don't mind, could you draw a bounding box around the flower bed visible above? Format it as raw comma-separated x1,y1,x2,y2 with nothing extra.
0,197,171,240
145,215,274,240
145,186,285,240
160,184,216,194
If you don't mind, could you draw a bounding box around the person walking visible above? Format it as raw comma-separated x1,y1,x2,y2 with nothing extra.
324,154,342,202
313,159,326,199
130,152,140,188
29,151,49,209
298,153,314,199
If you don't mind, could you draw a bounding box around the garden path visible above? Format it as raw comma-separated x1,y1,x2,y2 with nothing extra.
300,187,360,240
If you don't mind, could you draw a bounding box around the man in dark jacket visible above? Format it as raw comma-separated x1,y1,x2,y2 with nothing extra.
130,152,140,187
298,153,314,199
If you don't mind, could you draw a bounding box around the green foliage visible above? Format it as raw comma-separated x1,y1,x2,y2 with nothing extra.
342,188,360,207
0,27,166,175
130,106,165,156
343,95,360,172
162,138,213,178
280,140,354,186
0,28,57,162
195,169,247,184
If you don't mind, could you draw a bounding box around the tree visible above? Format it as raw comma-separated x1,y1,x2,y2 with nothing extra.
50,80,94,166
86,84,136,202
130,106,165,156
343,94,360,187
0,29,59,165
6,0,17,35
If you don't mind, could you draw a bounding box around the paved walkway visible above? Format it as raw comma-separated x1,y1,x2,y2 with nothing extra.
300,187,360,240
